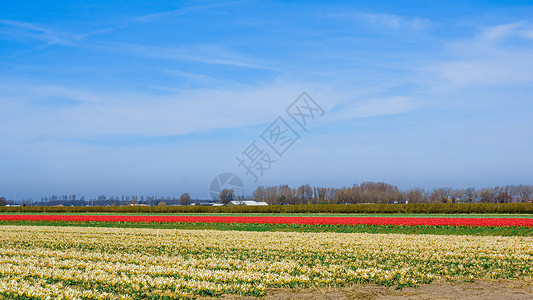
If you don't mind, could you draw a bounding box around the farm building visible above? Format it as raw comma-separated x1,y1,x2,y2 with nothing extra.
228,200,268,206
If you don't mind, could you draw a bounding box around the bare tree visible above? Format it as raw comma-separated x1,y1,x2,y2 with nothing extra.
179,193,191,206
316,187,327,203
325,188,337,203
477,188,495,203
278,184,294,205
430,188,453,203
219,189,234,204
252,186,266,202
296,184,313,204
247,183,533,205
518,185,533,203
495,186,512,203
403,189,425,203
266,186,278,204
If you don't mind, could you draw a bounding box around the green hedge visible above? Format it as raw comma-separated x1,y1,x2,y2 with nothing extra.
1,203,533,214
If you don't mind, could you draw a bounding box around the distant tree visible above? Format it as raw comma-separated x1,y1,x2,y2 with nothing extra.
335,188,351,204
342,182,400,204
219,189,234,204
296,184,313,204
462,187,476,203
325,188,337,203
478,188,495,203
266,186,278,203
278,185,295,204
518,185,533,203
179,193,191,206
0,197,6,206
430,188,453,203
316,187,327,203
158,201,167,206
403,189,425,203
252,186,265,202
494,186,512,203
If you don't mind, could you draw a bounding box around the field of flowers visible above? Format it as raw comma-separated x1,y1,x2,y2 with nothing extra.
2,214,533,227
1,225,532,299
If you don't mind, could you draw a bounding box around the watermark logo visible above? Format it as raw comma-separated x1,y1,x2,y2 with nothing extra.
209,92,324,194
236,92,325,182
208,173,244,201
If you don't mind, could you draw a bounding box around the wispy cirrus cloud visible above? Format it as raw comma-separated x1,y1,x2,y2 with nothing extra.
135,2,235,22
326,12,429,31
0,19,117,59
0,2,230,44
480,22,533,42
360,13,429,30
1,27,267,70
424,22,533,89
91,42,271,69
162,69,213,81
0,80,324,142
1,7,268,70
0,2,242,62
330,96,422,121
0,19,82,46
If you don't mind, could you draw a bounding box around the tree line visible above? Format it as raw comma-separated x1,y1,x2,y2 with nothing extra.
2,183,532,207
0,193,195,207
250,183,533,205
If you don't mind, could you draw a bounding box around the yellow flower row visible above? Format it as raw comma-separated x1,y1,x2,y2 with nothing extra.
0,226,532,299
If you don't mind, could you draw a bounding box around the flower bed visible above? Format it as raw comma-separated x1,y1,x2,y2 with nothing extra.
1,214,533,227
1,225,532,299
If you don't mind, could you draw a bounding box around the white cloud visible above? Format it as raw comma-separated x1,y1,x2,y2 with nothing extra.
327,12,429,31
135,4,220,23
0,19,81,46
360,13,429,30
424,22,533,89
480,22,533,42
0,19,272,70
481,23,523,41
426,55,533,87
92,43,271,69
525,30,533,39
162,69,213,81
330,96,422,121
0,80,337,142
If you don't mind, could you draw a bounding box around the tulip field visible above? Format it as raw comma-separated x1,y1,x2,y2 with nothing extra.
2,213,533,227
1,214,533,299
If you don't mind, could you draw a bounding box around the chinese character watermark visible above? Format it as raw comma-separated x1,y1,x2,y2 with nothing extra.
236,92,324,182
236,141,277,182
286,92,325,131
260,117,300,157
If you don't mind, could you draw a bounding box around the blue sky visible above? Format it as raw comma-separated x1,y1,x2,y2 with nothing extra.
1,0,532,200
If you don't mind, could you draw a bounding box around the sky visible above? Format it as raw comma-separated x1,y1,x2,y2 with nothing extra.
1,0,533,201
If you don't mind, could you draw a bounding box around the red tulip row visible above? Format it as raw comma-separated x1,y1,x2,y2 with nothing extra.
1,214,533,227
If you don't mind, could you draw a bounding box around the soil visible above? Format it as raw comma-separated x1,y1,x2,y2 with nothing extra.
214,279,533,300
